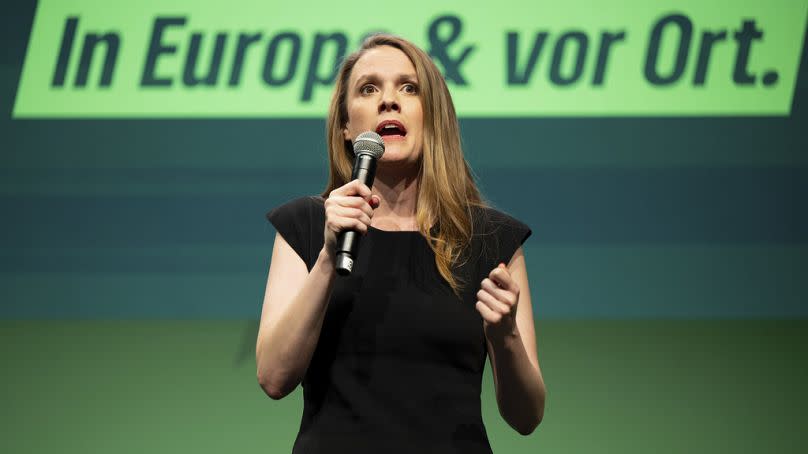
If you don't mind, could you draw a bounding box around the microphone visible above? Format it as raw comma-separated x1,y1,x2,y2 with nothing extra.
335,131,385,275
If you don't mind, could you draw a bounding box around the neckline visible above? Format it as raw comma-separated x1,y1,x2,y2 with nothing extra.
368,225,421,234
312,196,429,234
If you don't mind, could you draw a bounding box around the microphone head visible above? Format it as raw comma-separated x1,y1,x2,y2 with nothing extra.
353,131,385,159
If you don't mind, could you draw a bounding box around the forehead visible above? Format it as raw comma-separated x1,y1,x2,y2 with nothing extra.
349,46,417,83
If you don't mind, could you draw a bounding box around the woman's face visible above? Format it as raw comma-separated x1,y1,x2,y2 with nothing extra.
343,46,424,168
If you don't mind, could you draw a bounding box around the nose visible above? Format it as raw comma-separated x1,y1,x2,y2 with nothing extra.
378,88,400,113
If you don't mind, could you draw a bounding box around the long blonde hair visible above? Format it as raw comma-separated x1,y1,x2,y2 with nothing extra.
322,34,485,295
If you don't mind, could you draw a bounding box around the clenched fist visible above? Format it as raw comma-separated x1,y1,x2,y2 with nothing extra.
475,263,520,341
323,179,380,255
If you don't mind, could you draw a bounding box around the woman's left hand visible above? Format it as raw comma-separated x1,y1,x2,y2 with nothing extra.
475,263,520,342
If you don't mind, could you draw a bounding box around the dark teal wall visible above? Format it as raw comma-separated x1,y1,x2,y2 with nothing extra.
2,1,806,318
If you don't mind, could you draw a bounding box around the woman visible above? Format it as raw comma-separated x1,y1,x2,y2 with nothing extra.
256,34,545,453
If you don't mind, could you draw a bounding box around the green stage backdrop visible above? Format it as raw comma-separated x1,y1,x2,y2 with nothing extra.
1,0,807,453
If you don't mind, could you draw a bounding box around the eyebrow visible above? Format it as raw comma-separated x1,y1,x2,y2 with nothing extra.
353,72,418,87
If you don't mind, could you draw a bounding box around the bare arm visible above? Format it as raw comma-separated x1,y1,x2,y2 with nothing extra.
256,180,378,399
255,235,336,399
476,247,546,435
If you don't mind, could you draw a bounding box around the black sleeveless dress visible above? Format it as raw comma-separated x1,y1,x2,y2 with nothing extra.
266,196,531,454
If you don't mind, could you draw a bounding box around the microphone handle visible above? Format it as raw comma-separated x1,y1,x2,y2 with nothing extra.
335,154,378,275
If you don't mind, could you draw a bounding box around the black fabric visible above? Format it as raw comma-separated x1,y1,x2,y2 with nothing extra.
266,196,531,454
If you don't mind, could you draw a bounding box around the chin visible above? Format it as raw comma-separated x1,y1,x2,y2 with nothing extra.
379,147,408,161
379,154,407,164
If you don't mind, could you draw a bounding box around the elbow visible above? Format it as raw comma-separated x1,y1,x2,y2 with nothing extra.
513,411,543,436
516,426,534,436
515,414,542,436
256,349,303,400
512,394,545,436
259,383,288,401
257,371,294,400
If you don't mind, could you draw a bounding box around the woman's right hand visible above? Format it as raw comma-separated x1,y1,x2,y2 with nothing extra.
323,179,380,255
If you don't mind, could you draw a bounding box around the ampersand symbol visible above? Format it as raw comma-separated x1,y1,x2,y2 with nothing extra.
428,15,475,85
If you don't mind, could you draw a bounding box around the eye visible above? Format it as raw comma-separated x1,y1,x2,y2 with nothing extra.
359,84,377,95
402,83,418,94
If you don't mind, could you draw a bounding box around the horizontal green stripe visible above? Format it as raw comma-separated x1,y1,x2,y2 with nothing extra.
2,320,805,453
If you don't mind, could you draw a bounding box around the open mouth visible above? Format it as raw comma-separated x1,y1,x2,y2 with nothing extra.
375,120,407,139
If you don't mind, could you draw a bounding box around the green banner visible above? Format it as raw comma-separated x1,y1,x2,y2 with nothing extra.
12,0,808,118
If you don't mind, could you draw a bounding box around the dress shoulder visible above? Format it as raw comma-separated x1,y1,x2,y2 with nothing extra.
265,196,325,270
472,205,532,267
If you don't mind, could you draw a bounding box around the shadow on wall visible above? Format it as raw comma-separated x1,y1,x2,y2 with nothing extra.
235,319,260,367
